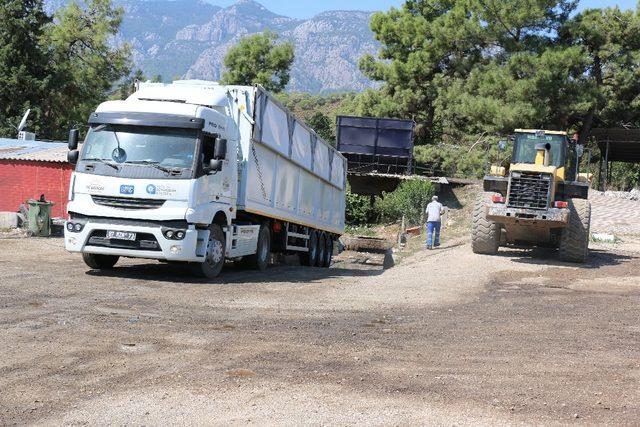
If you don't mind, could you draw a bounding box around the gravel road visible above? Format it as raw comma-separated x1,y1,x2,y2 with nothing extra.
1,237,639,425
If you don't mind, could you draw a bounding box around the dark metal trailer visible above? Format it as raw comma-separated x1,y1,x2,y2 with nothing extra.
336,116,414,175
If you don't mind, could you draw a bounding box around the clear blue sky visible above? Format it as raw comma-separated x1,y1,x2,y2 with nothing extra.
211,0,637,19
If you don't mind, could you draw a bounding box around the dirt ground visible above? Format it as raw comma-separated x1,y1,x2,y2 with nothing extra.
1,225,639,425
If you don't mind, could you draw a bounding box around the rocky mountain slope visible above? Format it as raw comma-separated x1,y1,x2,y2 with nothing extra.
46,0,378,93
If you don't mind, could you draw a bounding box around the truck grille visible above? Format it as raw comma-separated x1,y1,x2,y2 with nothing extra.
507,172,551,210
92,195,165,210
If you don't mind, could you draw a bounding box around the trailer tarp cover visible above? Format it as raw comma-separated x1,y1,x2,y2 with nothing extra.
336,116,414,158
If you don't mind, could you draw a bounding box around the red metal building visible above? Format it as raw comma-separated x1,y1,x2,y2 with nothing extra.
0,139,72,218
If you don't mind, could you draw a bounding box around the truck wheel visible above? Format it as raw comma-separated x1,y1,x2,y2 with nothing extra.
559,198,591,263
299,230,318,266
322,235,333,268
316,233,326,267
193,224,225,278
82,253,119,269
471,192,500,255
244,223,271,271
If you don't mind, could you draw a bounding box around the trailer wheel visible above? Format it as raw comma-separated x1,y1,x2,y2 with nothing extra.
244,223,271,271
299,230,318,266
559,198,591,263
471,192,500,255
193,224,225,278
82,253,119,269
316,233,326,267
322,235,333,268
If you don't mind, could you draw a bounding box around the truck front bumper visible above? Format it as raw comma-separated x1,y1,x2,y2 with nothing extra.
64,218,208,262
486,204,569,227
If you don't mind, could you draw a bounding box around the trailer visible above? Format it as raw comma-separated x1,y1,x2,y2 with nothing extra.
64,81,346,277
336,115,414,175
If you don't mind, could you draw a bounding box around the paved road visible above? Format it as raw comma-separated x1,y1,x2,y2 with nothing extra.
590,192,640,236
0,237,639,425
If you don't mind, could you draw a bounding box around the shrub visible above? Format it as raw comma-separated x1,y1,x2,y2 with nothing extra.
375,179,435,225
345,185,373,225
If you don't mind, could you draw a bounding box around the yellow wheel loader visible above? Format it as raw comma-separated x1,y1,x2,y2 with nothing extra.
472,129,592,262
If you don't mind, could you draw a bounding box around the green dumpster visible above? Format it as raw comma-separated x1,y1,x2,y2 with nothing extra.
27,199,53,237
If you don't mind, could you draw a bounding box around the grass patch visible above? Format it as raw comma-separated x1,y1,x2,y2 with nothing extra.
345,225,377,236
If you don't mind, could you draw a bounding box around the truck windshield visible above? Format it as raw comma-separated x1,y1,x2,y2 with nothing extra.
81,125,198,170
512,133,565,167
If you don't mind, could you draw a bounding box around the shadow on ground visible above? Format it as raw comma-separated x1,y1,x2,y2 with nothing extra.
497,247,634,269
86,260,384,284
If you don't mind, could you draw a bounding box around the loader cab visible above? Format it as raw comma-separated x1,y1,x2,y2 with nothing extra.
512,131,567,168
511,130,579,182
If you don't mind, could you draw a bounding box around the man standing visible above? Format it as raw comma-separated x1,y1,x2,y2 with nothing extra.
425,195,444,249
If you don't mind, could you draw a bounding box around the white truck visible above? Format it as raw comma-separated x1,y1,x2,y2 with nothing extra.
64,80,346,278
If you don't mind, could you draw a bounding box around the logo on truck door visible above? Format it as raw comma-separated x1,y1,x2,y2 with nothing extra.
120,185,135,195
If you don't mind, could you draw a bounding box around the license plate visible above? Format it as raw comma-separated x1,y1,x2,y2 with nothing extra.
106,230,136,241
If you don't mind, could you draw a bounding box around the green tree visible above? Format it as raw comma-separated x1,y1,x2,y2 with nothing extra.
356,0,578,143
306,112,335,145
345,185,373,225
43,0,131,138
117,69,146,100
562,6,640,143
375,179,435,225
221,31,294,93
0,0,51,137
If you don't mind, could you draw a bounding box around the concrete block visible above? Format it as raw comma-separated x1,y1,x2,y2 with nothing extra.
0,212,19,229
592,233,616,243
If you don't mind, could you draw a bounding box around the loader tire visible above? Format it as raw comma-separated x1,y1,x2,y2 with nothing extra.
471,192,500,255
559,198,591,263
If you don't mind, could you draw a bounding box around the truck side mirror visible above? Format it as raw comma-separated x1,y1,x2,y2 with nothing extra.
576,144,584,158
68,129,79,150
207,159,223,174
67,150,79,164
498,140,507,151
214,138,227,160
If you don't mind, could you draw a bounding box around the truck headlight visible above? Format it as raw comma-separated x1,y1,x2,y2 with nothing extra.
66,222,84,233
162,228,186,241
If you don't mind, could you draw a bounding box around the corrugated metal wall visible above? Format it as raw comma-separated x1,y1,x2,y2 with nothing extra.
0,160,73,218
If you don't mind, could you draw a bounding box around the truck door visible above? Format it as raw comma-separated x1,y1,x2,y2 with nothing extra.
200,133,233,203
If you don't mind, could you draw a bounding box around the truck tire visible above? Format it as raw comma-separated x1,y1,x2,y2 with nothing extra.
471,192,500,255
322,235,333,268
193,224,225,278
299,230,319,266
316,233,326,267
82,253,119,269
559,198,591,263
244,223,271,271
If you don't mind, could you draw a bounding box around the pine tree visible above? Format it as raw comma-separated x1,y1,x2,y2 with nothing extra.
221,31,294,93
0,0,51,137
43,0,131,138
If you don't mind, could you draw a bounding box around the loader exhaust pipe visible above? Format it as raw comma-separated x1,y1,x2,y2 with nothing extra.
535,142,552,166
